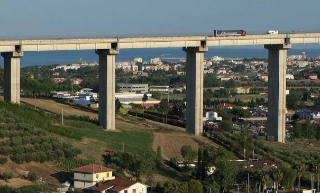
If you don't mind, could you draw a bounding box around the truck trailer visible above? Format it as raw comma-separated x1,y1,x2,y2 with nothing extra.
214,30,246,37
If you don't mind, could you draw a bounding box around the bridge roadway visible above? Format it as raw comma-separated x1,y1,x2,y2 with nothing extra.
1,33,320,143
0,33,320,51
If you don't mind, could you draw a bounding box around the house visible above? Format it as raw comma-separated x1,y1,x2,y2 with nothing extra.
304,73,318,80
71,78,83,85
235,160,276,172
295,107,320,121
54,77,67,84
310,93,320,99
217,103,234,110
309,73,318,80
259,74,268,82
207,163,216,175
236,87,251,94
93,178,148,193
72,164,115,189
203,110,222,121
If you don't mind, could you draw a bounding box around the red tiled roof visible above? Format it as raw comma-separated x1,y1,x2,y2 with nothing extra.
72,164,114,173
93,178,137,192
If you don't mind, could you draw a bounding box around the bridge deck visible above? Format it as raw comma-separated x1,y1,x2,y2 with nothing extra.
0,33,320,52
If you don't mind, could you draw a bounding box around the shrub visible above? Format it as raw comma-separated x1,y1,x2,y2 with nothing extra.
28,172,37,182
0,157,7,165
2,172,13,182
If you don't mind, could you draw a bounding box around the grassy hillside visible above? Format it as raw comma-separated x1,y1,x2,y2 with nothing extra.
0,101,153,155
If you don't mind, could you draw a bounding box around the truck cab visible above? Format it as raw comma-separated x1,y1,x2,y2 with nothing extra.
268,30,279,35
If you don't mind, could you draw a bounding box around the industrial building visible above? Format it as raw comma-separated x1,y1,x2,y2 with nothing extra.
118,83,148,94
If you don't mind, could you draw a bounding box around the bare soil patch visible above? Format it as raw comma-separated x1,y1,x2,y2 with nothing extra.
0,159,60,185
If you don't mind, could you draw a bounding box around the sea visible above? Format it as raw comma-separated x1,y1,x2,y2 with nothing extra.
0,45,320,67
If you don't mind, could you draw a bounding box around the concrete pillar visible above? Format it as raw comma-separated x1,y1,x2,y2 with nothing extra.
183,46,208,136
96,49,119,130
264,44,291,143
1,52,23,104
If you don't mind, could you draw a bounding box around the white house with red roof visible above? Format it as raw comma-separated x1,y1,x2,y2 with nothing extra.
72,164,115,189
93,178,147,193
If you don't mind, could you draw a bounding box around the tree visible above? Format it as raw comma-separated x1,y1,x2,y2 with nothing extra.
271,168,283,191
131,150,156,182
156,146,162,167
212,148,238,192
180,145,197,165
219,120,233,132
297,164,306,191
311,162,320,192
280,163,297,191
215,108,231,120
115,98,122,112
187,180,203,193
237,128,253,160
262,173,270,192
287,94,300,110
314,97,320,106
163,180,182,193
142,93,148,109
197,147,210,181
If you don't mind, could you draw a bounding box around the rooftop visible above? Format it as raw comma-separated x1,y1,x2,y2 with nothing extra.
93,178,137,192
72,164,114,174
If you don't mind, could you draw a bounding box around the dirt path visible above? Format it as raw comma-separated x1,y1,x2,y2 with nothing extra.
152,132,219,161
20,97,98,119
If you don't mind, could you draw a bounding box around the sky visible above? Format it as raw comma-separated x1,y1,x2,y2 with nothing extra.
0,0,319,38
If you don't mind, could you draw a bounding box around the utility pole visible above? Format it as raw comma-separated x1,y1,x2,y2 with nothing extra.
167,91,169,103
61,108,64,125
253,149,255,159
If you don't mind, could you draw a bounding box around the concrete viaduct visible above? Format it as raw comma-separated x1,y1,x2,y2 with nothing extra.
1,33,320,143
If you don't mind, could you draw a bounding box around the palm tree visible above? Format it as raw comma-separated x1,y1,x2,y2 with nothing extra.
272,168,284,191
261,173,270,193
311,162,320,192
297,164,306,191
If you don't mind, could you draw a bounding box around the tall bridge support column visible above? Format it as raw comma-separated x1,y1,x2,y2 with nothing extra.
183,46,208,136
1,52,23,104
96,49,119,130
264,44,291,143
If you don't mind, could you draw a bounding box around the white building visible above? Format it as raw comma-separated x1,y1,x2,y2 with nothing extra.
150,57,162,65
131,65,139,72
134,57,143,63
217,69,227,74
210,56,224,62
298,61,308,68
203,110,222,121
286,74,295,80
93,178,148,193
204,69,215,74
149,86,169,92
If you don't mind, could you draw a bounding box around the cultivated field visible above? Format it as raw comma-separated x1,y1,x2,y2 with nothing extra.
152,132,219,161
